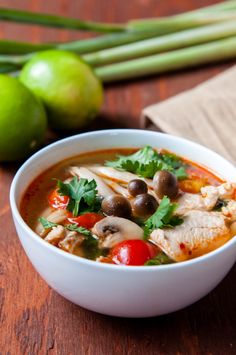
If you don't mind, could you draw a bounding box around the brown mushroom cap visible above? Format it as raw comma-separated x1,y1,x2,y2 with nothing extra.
128,179,148,197
101,195,132,218
153,170,178,199
132,193,158,218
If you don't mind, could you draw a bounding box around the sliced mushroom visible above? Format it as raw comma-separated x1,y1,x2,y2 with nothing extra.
59,230,85,255
36,209,68,237
88,166,153,189
45,225,65,245
92,216,144,248
69,166,114,197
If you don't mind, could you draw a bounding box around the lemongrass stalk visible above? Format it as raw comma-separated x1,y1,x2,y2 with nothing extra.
0,29,168,66
0,31,162,55
57,31,162,53
128,1,236,33
176,0,236,14
95,36,236,82
2,20,236,70
0,1,236,35
128,12,236,33
0,39,53,54
0,64,18,73
84,20,236,66
0,8,125,33
0,53,29,66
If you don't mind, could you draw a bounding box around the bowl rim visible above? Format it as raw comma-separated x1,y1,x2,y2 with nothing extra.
10,129,236,272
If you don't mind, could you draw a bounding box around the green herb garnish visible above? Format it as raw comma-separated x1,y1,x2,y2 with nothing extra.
65,224,92,236
56,176,101,216
161,153,188,180
144,196,183,237
145,252,174,266
105,145,187,179
39,217,58,229
39,217,92,237
39,217,101,259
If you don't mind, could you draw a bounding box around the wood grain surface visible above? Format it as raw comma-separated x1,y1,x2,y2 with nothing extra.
0,1,235,354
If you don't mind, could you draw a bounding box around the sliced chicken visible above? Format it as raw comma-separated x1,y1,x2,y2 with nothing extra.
59,230,85,255
35,209,68,237
176,182,236,215
150,210,230,262
92,216,144,248
176,193,206,215
222,200,236,221
45,225,65,245
88,166,153,189
69,166,114,198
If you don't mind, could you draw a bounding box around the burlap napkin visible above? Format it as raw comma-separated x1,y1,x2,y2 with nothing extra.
142,66,236,164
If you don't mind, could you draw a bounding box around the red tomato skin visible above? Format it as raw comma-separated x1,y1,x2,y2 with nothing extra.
147,243,159,258
111,240,157,266
48,189,69,209
67,212,104,229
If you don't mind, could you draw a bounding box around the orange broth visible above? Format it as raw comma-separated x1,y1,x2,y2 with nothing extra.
21,148,224,231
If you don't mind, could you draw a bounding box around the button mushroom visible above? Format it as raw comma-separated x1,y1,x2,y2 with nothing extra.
92,216,144,248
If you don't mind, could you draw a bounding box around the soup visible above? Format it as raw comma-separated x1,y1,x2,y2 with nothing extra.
21,146,236,266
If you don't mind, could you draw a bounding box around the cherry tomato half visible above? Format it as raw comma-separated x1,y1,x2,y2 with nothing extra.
48,189,69,209
67,212,104,229
111,240,158,266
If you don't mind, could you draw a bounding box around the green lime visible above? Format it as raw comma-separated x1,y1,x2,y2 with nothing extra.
19,50,103,130
0,75,47,162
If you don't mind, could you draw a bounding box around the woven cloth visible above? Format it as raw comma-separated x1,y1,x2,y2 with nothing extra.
142,66,236,164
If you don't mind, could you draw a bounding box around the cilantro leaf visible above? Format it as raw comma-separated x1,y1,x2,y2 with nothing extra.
161,152,184,168
111,145,158,166
145,252,174,266
56,176,100,216
66,224,91,236
39,217,58,229
105,146,187,179
39,218,92,237
106,146,162,177
161,153,188,180
174,167,188,180
38,218,102,259
144,196,183,237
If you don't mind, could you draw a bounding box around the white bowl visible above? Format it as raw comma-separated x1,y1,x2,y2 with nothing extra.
10,129,236,318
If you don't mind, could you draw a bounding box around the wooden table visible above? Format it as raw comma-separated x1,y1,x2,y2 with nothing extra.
1,1,235,354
